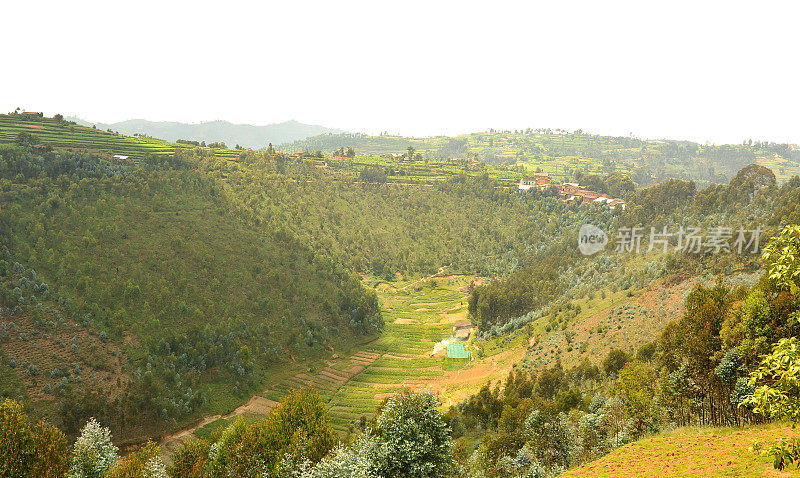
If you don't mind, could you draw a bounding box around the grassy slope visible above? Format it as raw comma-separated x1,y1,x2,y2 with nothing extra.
519,274,701,369
560,423,800,478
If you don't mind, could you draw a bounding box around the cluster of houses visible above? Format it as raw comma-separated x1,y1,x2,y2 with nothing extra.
518,172,626,210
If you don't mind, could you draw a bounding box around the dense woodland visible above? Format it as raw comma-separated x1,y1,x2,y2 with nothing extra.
179,147,595,278
0,145,381,439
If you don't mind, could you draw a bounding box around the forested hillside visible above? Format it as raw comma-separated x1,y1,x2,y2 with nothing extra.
0,144,380,440
449,166,800,477
3,222,799,477
470,165,800,332
182,147,604,277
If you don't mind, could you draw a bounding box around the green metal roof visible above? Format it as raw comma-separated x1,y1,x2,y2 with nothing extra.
446,343,471,359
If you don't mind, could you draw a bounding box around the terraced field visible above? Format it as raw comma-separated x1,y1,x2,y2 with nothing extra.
0,114,523,185
0,114,241,161
165,268,730,456
250,274,510,434
328,154,525,184
284,131,800,186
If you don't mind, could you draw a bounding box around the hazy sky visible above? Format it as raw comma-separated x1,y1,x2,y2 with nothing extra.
4,0,799,144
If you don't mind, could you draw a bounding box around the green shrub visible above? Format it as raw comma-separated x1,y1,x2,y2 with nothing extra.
168,438,212,478
67,417,119,478
375,389,454,477
602,348,630,377
207,389,336,477
0,399,69,478
105,440,167,478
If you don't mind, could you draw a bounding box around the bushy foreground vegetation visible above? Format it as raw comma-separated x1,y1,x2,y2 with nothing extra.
0,389,454,478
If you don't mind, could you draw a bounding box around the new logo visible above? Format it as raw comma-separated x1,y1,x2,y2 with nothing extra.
578,224,608,255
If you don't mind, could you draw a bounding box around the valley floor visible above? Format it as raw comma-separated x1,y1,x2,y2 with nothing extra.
160,273,523,461
560,423,800,478
159,270,765,470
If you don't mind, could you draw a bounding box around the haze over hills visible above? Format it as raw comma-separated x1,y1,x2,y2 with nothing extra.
65,117,345,149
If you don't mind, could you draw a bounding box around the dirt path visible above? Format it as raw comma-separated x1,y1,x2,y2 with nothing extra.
160,395,278,462
399,266,451,291
159,349,382,461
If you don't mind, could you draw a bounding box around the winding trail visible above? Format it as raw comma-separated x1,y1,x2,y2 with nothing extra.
160,395,278,461
159,349,381,463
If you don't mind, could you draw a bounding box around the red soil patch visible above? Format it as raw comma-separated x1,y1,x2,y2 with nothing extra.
416,347,526,406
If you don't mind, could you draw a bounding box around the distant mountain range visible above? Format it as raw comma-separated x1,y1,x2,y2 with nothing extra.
65,117,345,149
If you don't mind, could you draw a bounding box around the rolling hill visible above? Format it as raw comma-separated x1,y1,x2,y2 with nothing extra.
281,130,800,186
67,117,344,149
3,113,800,478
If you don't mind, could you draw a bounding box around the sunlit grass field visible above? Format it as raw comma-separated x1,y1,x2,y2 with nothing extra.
561,422,800,478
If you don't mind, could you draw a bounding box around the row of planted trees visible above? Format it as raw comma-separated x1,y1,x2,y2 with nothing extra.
656,227,800,428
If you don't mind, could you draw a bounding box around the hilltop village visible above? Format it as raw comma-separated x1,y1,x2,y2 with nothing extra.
519,172,627,209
